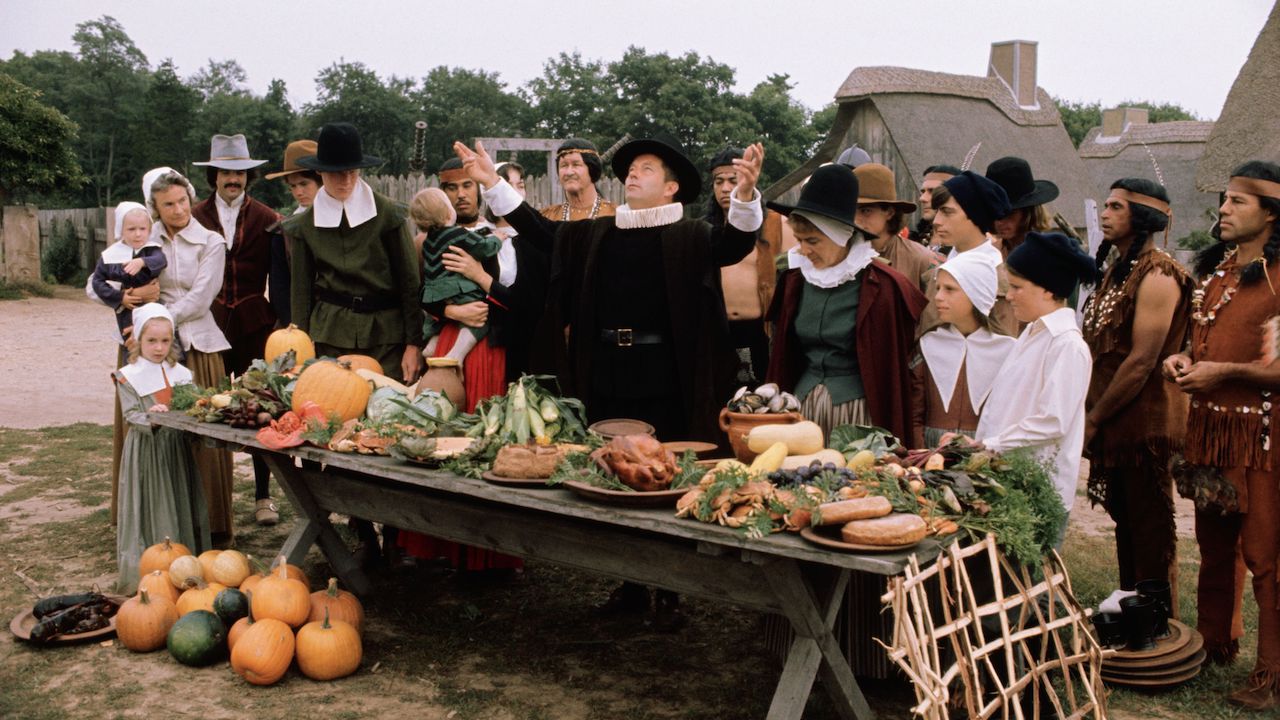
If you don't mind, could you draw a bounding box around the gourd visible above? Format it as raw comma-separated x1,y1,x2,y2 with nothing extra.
175,579,227,616
746,421,824,455
166,610,226,666
230,617,295,686
213,587,250,626
295,608,362,681
264,324,315,365
197,550,222,580
251,555,310,628
227,591,256,652
337,354,383,375
139,537,191,577
748,442,789,474
116,588,179,652
309,578,365,636
211,549,251,587
291,360,371,423
780,449,848,470
168,555,204,589
138,570,180,605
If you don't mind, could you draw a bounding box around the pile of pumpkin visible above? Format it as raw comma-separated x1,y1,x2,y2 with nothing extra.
116,538,364,685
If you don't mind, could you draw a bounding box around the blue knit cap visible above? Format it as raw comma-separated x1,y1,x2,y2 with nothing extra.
941,171,1011,234
1006,231,1099,298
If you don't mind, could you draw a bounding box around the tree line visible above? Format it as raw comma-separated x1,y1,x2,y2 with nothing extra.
0,15,836,210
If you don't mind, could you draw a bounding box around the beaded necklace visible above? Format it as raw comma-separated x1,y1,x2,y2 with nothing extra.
561,194,602,222
1191,247,1240,326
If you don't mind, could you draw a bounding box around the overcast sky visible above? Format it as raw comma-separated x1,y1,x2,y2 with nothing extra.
1,0,1274,121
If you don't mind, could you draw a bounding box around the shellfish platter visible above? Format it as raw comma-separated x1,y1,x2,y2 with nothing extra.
725,383,801,415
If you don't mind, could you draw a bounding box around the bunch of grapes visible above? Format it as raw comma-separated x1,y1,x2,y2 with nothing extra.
767,461,858,489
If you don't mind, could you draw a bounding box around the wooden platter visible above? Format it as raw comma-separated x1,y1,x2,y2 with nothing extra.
10,595,126,644
1104,629,1204,670
588,418,656,439
799,525,922,554
480,470,554,489
1102,619,1195,661
561,479,690,507
1101,663,1202,689
662,441,719,458
1103,650,1207,682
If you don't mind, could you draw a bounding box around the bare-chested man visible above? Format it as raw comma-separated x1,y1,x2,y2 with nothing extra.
705,147,794,384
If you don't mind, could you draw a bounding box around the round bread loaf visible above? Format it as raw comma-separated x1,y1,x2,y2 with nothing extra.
841,513,928,546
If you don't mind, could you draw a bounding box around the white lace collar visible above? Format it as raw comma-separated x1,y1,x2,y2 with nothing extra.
312,178,377,229
919,326,1016,414
120,358,193,398
615,202,683,229
787,241,878,289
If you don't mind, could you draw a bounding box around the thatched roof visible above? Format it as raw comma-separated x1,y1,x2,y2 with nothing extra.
1196,2,1280,191
766,66,1093,227
1079,121,1219,236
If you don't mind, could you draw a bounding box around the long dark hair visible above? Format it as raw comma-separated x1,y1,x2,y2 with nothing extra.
1194,161,1280,282
1094,178,1170,284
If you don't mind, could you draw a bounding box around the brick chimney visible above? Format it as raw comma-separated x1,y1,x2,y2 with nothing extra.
1100,107,1150,137
988,40,1039,108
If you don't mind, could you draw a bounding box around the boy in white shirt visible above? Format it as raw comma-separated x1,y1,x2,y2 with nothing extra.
976,231,1098,544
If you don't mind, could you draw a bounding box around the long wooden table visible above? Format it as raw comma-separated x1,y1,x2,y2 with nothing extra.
154,413,941,720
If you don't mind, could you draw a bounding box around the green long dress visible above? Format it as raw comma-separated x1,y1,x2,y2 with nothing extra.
114,371,210,594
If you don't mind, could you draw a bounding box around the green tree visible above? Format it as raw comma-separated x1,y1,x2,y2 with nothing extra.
71,15,149,205
411,66,531,174
522,52,612,142
0,74,86,204
735,74,822,187
135,59,201,176
186,75,297,210
1054,97,1199,148
189,58,249,99
303,60,418,175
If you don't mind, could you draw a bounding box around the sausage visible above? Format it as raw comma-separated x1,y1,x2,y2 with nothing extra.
812,496,893,526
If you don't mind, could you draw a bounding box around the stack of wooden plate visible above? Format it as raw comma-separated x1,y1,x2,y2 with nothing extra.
1101,619,1205,690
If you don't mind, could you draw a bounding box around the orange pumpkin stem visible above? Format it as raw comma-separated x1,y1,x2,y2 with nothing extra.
323,606,332,630
138,588,151,605
327,577,340,598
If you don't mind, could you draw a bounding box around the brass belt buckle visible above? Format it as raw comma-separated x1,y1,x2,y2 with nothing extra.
617,328,633,347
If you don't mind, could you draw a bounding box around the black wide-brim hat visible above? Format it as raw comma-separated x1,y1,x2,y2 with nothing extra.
985,156,1058,209
766,164,860,227
611,132,702,204
296,122,385,172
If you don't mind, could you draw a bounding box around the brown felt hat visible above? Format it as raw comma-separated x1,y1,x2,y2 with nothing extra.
265,140,319,180
852,163,917,214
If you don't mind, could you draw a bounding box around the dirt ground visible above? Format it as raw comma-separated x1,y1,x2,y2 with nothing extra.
0,289,1204,719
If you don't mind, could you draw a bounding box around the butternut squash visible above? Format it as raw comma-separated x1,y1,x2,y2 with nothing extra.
748,442,789,474
746,421,824,455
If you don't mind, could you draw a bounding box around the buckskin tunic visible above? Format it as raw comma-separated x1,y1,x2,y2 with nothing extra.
1182,250,1280,675
1082,247,1192,600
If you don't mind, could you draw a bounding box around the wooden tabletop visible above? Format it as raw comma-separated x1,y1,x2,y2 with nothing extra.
152,412,942,575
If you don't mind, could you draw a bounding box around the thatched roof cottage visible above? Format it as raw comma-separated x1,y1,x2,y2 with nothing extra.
1079,107,1218,238
766,40,1093,228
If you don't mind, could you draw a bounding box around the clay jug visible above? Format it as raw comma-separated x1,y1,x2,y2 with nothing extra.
417,357,465,408
718,408,802,463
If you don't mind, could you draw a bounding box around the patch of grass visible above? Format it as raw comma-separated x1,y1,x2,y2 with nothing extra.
0,277,55,300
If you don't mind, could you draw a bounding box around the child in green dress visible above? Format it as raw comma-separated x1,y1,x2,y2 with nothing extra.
114,303,210,593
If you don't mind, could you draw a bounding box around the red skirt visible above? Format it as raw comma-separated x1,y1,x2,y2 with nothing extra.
398,323,522,571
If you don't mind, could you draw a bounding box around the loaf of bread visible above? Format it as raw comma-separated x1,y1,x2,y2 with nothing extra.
840,513,929,546
493,444,568,479
813,496,892,526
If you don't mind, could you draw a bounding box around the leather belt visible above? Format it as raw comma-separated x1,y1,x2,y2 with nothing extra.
599,328,666,347
314,287,398,313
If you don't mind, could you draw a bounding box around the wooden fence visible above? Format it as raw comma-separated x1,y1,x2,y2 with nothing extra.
37,207,111,274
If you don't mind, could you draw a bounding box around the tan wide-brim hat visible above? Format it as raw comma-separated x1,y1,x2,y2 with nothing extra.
265,140,319,180
853,162,918,214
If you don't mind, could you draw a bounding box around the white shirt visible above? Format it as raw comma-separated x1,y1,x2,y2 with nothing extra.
214,192,244,248
312,178,377,229
975,307,1092,513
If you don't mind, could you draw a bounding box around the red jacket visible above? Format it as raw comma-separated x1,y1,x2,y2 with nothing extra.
766,263,926,443
192,196,282,346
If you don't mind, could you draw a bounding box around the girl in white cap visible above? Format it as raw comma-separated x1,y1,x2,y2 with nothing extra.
113,303,210,592
910,250,1015,448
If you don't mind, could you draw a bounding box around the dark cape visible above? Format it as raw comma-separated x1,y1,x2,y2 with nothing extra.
766,263,927,444
504,202,756,443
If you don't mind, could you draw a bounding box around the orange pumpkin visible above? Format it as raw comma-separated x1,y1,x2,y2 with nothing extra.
337,354,383,375
291,360,371,423
309,578,364,636
197,550,222,580
168,555,203,589
264,324,315,366
211,550,251,587
116,588,180,652
228,591,256,652
230,617,295,686
269,556,312,590
138,570,180,605
139,537,192,577
295,608,362,681
251,556,310,628
176,579,228,616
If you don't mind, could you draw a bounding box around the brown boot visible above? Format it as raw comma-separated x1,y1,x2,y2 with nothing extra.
1229,678,1280,711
